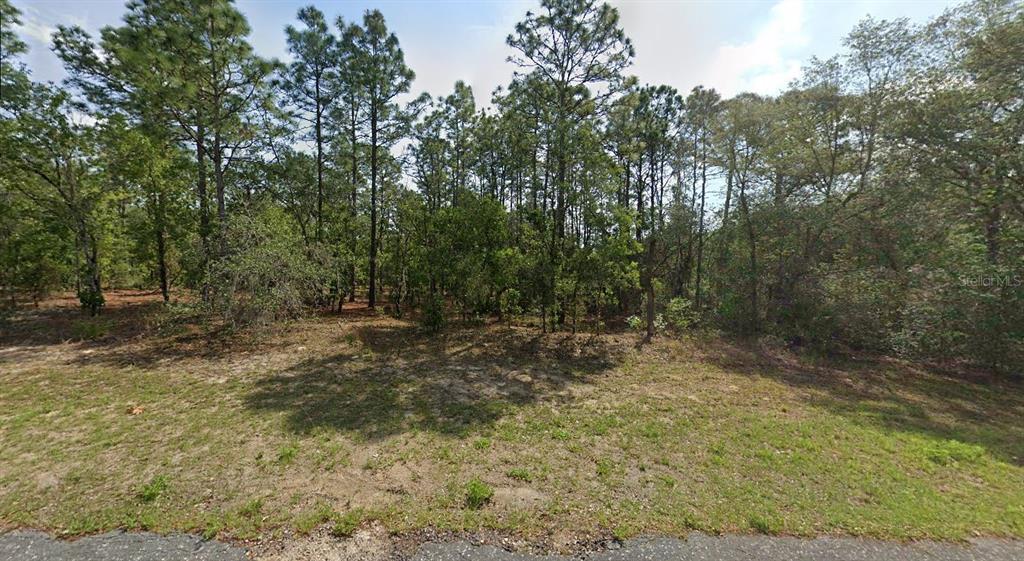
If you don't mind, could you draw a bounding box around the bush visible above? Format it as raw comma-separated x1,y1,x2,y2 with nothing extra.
626,315,644,331
499,288,522,326
887,264,1023,372
78,285,105,315
627,313,665,334
209,205,325,327
421,293,446,332
664,297,697,331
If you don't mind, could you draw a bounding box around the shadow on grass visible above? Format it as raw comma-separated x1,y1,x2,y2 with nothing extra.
700,337,1024,466
243,324,622,440
0,291,396,370
0,293,165,347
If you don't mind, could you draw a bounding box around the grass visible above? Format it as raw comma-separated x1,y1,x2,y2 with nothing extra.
331,508,366,537
1,291,1022,542
507,468,532,482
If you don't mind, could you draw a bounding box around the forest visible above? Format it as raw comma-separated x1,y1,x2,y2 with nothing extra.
1,0,1022,373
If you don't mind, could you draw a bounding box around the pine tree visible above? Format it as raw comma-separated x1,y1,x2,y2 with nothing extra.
351,10,413,308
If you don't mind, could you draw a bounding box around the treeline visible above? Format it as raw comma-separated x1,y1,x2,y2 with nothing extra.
1,0,1021,371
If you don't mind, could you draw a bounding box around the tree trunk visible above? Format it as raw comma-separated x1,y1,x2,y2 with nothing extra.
985,203,1001,264
349,99,358,302
77,225,102,316
643,238,656,342
739,183,759,332
196,126,210,301
368,102,378,309
213,130,226,257
315,78,324,244
695,134,708,310
155,192,169,303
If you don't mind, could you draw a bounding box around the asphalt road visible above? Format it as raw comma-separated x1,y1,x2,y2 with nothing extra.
2,530,1023,561
413,535,1024,561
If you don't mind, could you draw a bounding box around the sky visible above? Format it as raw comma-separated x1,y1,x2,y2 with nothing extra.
12,0,959,108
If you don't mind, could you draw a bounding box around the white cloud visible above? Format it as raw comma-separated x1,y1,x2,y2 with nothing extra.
612,0,809,98
402,0,532,108
15,6,57,46
706,0,809,96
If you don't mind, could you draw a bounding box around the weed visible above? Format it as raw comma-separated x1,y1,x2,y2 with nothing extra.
639,421,662,439
277,443,299,466
138,475,168,503
331,509,365,537
749,514,781,534
465,478,493,509
295,502,336,535
507,468,533,482
924,439,985,466
239,498,263,519
70,319,110,341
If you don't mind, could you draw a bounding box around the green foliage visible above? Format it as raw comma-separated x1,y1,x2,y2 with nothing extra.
464,478,493,509
77,286,105,315
70,318,111,341
276,442,300,466
664,297,697,332
0,0,1019,373
506,468,532,482
330,508,365,537
420,293,446,332
627,312,665,334
211,205,325,327
499,288,523,325
138,475,169,503
626,315,644,331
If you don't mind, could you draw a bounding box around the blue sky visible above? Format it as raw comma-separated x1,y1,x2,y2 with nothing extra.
13,0,956,106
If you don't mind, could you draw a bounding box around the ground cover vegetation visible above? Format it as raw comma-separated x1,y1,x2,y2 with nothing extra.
0,293,1021,542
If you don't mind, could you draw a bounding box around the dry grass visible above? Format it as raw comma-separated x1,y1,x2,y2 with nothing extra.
1,291,1022,544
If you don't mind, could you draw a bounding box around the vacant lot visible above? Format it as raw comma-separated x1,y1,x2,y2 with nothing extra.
1,292,1022,545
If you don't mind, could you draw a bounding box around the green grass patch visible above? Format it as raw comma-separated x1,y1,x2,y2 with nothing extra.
138,475,169,503
465,479,494,509
276,443,299,465
507,468,533,482
331,508,366,537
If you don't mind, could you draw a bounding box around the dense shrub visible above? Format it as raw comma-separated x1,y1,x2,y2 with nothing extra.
210,205,325,327
420,293,446,332
664,297,697,332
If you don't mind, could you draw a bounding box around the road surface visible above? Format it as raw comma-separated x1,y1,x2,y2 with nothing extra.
2,530,1022,561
